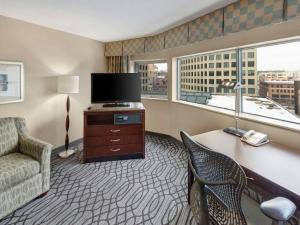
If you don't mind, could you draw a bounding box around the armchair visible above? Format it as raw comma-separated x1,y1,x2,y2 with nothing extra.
0,117,52,220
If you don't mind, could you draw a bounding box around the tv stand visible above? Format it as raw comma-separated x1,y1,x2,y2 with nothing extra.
103,103,130,108
83,103,145,163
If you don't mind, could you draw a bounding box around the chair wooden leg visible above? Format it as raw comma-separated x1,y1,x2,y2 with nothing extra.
188,165,194,204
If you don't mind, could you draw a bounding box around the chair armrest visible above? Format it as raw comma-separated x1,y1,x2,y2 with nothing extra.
260,197,296,222
19,136,53,192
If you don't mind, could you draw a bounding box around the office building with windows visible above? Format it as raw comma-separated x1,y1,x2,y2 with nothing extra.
179,49,258,96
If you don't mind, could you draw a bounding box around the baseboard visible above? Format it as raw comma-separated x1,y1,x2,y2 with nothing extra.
51,138,83,156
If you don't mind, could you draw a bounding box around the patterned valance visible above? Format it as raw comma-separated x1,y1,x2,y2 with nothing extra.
224,0,283,34
165,24,188,49
287,0,300,19
145,33,165,53
105,0,300,56
189,9,223,43
105,41,122,56
123,38,145,56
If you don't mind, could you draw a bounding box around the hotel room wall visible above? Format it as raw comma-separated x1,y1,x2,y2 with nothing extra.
0,15,106,147
139,18,300,150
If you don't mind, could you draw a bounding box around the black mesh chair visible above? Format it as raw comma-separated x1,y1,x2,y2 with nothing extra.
180,131,296,225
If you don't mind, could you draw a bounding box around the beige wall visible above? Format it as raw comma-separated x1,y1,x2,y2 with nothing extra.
0,15,106,147
138,18,300,150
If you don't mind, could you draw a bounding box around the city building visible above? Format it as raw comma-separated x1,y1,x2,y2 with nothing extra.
258,71,293,81
179,49,258,96
258,71,297,111
295,80,300,115
136,63,167,94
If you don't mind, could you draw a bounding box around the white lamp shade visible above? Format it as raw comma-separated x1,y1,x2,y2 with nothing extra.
57,75,79,94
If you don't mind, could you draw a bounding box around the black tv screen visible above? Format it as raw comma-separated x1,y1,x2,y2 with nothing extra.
91,73,141,103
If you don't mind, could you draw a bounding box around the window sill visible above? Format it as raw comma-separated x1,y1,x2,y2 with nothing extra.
142,97,168,101
173,99,300,133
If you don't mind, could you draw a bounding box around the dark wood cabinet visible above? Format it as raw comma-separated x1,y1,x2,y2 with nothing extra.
83,103,145,163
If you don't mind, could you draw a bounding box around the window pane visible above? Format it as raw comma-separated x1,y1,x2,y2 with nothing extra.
242,42,300,124
134,61,168,99
178,50,237,110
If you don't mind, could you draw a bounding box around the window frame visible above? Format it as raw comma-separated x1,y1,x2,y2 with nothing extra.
175,38,300,126
133,59,169,100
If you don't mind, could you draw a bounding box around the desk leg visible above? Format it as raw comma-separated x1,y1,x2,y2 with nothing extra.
188,165,194,204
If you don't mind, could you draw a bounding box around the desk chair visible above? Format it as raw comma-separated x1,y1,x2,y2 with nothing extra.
180,131,296,225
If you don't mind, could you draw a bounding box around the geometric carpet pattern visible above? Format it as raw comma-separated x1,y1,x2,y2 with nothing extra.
0,133,197,225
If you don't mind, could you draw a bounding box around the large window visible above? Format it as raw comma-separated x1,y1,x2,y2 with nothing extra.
178,50,237,110
242,41,300,124
134,61,168,99
177,40,300,125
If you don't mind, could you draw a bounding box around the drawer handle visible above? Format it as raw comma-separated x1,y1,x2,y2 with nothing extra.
110,139,121,142
110,148,121,152
110,129,120,133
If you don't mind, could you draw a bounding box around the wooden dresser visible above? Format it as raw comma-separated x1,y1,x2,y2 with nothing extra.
83,103,145,163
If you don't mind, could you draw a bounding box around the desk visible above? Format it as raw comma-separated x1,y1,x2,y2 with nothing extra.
192,130,300,208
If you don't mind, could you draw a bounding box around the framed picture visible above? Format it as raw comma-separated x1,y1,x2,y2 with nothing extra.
0,61,24,104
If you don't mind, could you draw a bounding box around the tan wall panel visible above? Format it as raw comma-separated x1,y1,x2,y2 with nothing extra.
0,15,106,147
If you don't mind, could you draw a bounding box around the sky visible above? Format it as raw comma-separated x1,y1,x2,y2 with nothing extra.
257,41,300,71
155,63,168,71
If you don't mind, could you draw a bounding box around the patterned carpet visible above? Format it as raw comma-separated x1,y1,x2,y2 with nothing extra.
0,133,197,225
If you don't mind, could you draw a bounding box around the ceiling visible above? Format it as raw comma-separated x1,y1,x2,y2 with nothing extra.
0,0,236,42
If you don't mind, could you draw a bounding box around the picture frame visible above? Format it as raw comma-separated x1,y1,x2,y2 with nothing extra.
0,61,24,104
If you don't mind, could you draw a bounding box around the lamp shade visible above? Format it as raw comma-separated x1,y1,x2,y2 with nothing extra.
57,75,79,94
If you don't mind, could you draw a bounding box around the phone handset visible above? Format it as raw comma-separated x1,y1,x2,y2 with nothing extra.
241,130,269,146
242,130,256,141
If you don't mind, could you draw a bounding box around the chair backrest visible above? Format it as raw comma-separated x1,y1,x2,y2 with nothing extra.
180,131,248,225
0,117,19,156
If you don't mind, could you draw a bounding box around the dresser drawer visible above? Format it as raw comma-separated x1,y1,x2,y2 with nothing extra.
86,144,142,157
86,135,141,146
86,124,142,137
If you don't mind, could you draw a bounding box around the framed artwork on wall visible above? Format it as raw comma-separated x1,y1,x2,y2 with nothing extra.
0,61,24,104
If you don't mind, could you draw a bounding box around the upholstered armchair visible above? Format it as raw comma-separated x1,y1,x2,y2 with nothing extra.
0,117,52,220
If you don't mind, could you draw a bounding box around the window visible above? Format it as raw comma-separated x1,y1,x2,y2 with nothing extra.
248,52,255,58
134,60,168,99
177,50,237,110
177,39,300,125
248,61,255,67
248,79,255,85
241,41,300,124
224,54,230,60
209,55,214,60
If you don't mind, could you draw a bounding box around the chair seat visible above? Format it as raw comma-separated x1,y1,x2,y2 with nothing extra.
0,153,40,192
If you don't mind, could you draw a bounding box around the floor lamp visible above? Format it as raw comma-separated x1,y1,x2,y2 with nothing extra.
57,75,79,158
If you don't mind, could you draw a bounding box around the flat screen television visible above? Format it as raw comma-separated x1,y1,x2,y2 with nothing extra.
91,73,141,103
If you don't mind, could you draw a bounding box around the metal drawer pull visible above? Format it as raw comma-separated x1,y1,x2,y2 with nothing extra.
110,148,121,152
110,129,120,133
110,139,120,142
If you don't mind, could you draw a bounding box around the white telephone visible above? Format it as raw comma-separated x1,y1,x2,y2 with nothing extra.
241,130,269,146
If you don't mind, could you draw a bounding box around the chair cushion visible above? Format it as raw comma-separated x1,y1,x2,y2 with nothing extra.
0,118,19,157
0,153,40,192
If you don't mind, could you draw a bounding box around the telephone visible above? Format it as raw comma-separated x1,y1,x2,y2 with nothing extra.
241,130,269,146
